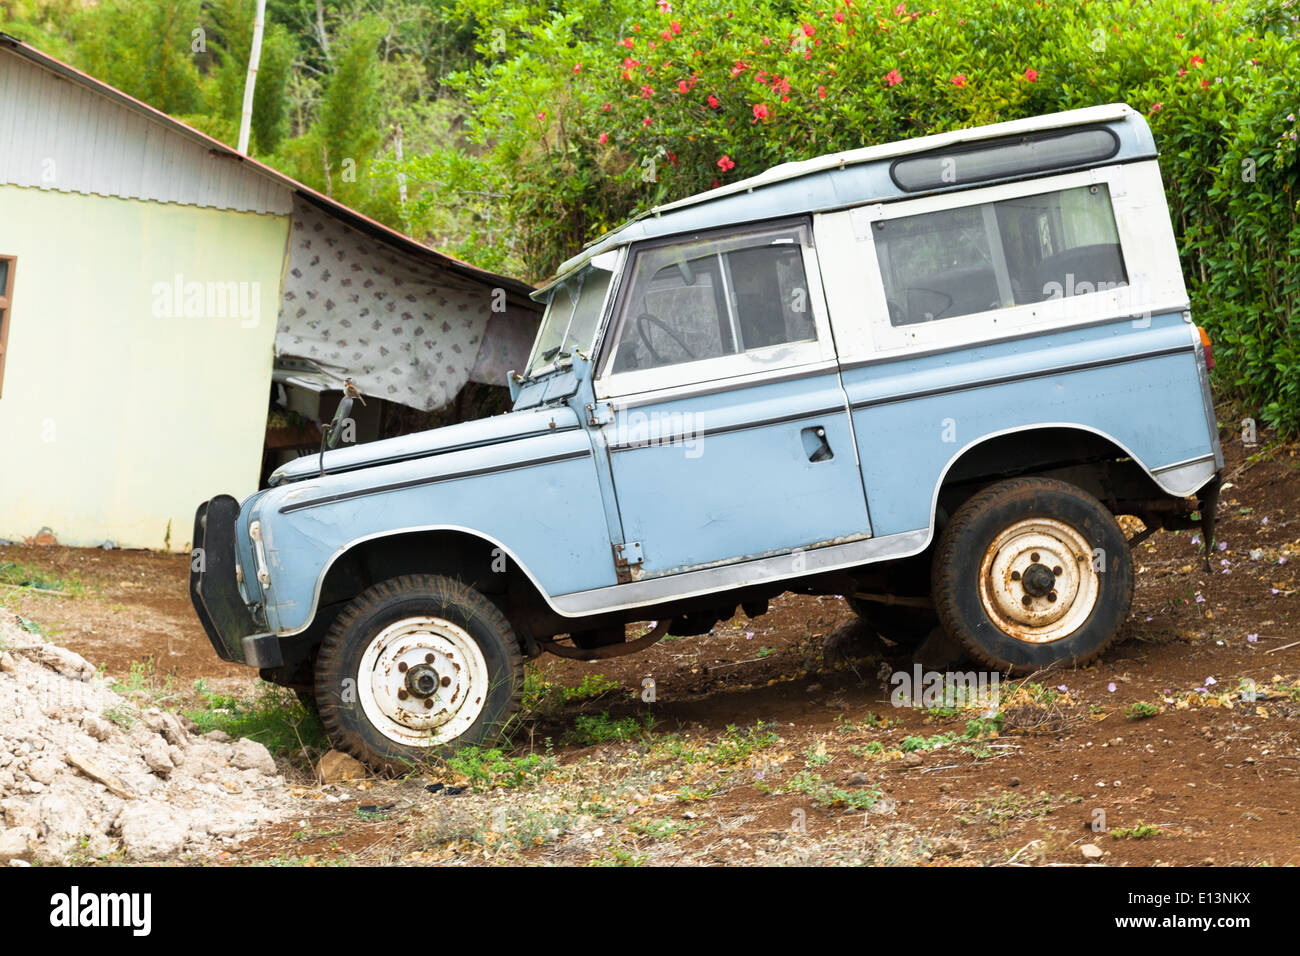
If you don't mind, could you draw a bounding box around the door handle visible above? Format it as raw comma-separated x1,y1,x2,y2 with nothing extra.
802,426,833,462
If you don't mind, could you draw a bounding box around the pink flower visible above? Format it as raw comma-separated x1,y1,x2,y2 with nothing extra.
622,37,634,49
884,68,902,87
642,116,652,127
951,73,967,87
670,21,682,34
640,84,655,97
1149,102,1163,114
572,64,581,74
602,102,612,111
678,80,689,93
802,22,815,37
710,178,721,188
752,102,770,121
1190,54,1204,67
816,85,826,100
707,93,720,108
598,132,608,144
717,154,736,171
656,0,672,11
834,11,845,23
1023,68,1038,82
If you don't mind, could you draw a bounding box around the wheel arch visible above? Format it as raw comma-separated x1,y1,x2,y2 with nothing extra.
287,525,562,641
925,422,1190,550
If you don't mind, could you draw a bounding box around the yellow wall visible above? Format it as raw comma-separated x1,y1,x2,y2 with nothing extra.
0,185,289,550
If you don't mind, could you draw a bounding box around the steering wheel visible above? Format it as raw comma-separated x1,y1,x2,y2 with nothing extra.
635,312,696,365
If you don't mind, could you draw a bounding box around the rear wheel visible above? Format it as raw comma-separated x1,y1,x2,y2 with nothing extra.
932,478,1133,672
314,574,523,773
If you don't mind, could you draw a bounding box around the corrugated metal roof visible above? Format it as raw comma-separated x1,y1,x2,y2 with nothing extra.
0,33,537,306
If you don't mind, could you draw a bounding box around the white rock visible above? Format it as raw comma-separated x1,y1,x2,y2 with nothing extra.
141,737,175,777
229,739,277,775
26,756,62,785
0,826,37,863
82,715,113,741
1080,843,1104,860
1,798,39,830
117,803,190,861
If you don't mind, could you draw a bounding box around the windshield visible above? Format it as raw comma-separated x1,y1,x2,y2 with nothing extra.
525,253,616,377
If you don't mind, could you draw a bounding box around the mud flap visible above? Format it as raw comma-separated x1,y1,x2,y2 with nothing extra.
1198,474,1221,573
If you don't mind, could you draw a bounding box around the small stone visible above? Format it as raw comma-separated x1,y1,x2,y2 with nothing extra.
901,753,923,768
1080,843,1104,860
229,739,277,776
845,772,870,787
1008,776,1021,787
317,750,366,785
0,652,16,674
0,826,37,863
118,803,190,860
141,737,175,777
82,715,113,742
26,756,62,785
203,730,231,743
2,798,39,830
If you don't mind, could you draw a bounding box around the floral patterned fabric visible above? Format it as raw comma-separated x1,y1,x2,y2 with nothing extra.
275,198,538,411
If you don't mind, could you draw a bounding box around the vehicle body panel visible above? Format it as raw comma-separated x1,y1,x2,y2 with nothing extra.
190,102,1222,665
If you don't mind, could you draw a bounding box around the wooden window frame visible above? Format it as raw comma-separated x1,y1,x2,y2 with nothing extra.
0,255,14,398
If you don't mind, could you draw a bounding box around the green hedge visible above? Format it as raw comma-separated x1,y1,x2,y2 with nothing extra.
427,0,1300,433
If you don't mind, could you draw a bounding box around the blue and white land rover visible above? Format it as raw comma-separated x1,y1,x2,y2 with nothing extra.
191,103,1221,770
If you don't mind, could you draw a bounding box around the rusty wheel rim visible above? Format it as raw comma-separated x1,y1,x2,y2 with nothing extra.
357,616,489,747
978,518,1099,644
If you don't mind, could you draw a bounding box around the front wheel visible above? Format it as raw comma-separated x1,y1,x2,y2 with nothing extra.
932,478,1133,672
314,574,523,773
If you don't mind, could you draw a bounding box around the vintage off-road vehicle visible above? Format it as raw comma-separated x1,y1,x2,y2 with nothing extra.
191,103,1222,770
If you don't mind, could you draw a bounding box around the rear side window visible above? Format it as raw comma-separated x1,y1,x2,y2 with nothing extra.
874,184,1127,327
608,222,816,373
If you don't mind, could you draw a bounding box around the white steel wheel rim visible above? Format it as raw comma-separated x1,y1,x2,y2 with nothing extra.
356,616,490,747
978,518,1099,644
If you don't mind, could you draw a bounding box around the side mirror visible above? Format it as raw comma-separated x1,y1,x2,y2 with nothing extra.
318,395,354,477
507,370,521,403
325,396,354,450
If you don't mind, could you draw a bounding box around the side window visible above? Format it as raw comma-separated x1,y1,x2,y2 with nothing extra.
609,223,817,374
0,255,13,398
875,184,1127,327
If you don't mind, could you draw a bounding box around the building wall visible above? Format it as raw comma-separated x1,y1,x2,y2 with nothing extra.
0,184,290,550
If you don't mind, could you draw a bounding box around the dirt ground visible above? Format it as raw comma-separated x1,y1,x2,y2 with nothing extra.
3,416,1297,866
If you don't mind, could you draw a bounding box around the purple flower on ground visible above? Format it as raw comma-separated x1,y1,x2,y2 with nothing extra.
1205,676,1217,687
1247,633,1259,643
1107,682,1117,693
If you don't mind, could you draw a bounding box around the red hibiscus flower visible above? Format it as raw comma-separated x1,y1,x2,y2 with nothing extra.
884,68,902,87
752,103,770,121
951,73,967,87
1023,68,1038,82
598,132,608,144
708,93,720,108
717,155,736,172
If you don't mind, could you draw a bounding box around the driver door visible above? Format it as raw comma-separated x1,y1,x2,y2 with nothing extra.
592,218,872,579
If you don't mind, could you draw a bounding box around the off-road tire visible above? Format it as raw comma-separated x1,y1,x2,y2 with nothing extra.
932,478,1133,672
314,574,523,774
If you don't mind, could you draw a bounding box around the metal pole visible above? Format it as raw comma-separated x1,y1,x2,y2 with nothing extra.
237,0,267,155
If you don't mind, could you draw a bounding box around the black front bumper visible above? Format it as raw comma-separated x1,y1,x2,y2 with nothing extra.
189,495,280,667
